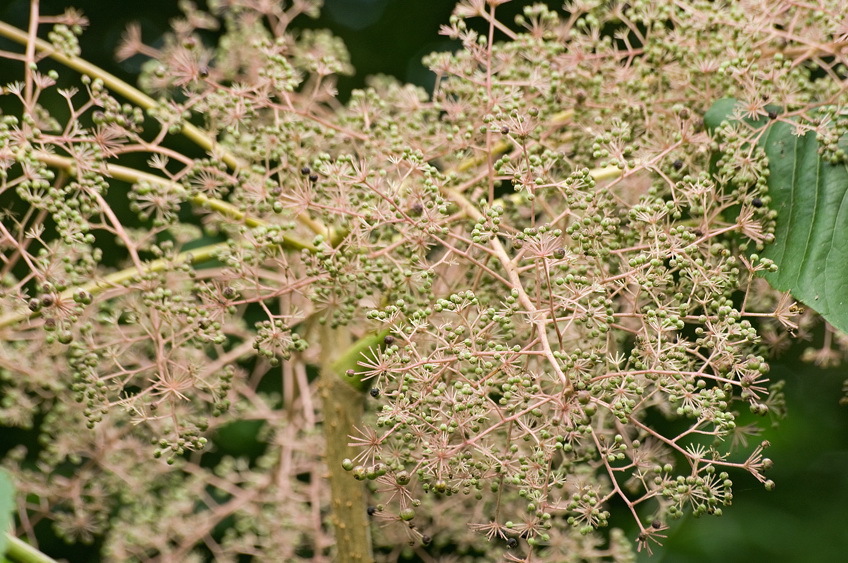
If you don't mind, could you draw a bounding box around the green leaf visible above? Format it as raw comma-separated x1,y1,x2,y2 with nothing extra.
705,98,848,333
0,469,14,556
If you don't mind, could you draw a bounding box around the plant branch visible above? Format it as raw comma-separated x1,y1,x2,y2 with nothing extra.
0,19,240,171
0,20,331,241
0,240,230,330
434,149,622,393
34,152,318,249
3,534,58,563
22,0,38,106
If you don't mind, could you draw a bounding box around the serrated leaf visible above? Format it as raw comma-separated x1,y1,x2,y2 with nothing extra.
705,98,848,333
0,468,14,556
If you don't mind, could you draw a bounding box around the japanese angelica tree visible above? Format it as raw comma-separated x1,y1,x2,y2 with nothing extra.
1,1,845,561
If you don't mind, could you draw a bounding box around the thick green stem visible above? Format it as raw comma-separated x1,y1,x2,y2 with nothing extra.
331,329,390,392
318,325,373,562
3,535,58,563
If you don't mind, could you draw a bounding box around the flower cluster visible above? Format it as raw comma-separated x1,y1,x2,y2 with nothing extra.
0,0,846,561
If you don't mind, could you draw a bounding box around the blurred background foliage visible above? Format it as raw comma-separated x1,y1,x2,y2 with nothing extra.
1,0,847,561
